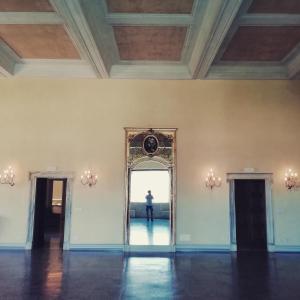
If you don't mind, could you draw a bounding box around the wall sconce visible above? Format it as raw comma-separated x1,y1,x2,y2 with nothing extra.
205,169,221,190
0,166,15,186
285,169,298,190
81,170,98,187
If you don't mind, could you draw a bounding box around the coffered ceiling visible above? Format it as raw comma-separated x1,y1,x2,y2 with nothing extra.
0,0,299,79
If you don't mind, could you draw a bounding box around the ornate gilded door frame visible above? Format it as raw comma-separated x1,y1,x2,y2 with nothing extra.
124,128,177,251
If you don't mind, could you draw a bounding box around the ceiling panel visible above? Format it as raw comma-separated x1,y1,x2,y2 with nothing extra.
0,25,80,59
248,0,300,14
106,0,194,14
0,0,53,12
114,26,187,61
221,26,300,62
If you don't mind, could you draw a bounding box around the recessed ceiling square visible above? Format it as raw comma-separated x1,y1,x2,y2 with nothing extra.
221,26,300,62
106,0,194,14
114,26,187,61
248,0,300,14
0,25,80,59
0,0,53,12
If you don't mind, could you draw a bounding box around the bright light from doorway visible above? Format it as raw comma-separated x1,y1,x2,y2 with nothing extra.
130,170,170,203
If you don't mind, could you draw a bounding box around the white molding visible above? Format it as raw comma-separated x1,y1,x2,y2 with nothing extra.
0,41,21,77
69,244,124,251
207,64,288,79
14,59,96,78
188,0,243,78
105,13,193,26
50,0,109,78
227,172,275,252
0,243,25,250
240,14,300,26
0,12,63,24
176,244,230,252
110,64,191,79
25,171,75,251
274,245,300,253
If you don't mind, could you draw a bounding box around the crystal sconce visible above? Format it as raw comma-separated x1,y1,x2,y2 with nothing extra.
81,170,98,187
0,166,15,186
205,169,221,190
285,169,298,190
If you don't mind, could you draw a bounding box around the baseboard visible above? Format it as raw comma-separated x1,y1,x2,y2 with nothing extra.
176,244,231,252
274,245,300,253
0,243,26,250
69,244,124,251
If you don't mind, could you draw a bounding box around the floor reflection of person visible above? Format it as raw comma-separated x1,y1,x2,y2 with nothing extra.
145,190,154,222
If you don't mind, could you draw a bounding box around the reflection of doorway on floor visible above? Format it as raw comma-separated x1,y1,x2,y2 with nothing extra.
32,179,67,250
235,179,267,252
130,219,170,245
129,170,170,246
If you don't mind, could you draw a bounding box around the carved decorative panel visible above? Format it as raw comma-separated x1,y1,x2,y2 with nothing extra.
126,128,176,168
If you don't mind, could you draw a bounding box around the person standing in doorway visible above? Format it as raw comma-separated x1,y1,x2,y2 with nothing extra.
145,190,154,221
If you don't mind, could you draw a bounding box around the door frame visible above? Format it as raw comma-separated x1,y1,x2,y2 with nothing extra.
227,173,274,252
25,171,74,250
124,128,177,252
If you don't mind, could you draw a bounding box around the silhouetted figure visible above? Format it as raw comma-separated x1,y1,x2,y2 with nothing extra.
145,190,154,221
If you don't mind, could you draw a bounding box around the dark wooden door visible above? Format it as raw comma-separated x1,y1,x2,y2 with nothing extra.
235,179,267,251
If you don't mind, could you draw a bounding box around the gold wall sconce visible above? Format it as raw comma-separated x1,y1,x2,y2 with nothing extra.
205,169,221,190
0,166,15,186
285,169,298,190
81,170,98,187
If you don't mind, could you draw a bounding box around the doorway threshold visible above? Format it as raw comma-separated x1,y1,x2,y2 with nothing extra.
125,245,175,253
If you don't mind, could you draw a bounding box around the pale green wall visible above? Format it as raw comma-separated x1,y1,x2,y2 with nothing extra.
0,79,299,247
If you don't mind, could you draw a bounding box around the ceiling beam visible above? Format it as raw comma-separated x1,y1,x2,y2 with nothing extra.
0,12,63,24
0,41,20,77
105,13,193,26
188,0,244,79
240,14,300,26
50,0,110,78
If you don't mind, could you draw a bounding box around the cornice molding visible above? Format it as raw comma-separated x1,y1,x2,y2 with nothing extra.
110,64,191,79
0,41,20,77
14,59,96,78
207,63,287,79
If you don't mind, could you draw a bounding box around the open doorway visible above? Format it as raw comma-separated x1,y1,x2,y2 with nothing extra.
125,128,176,251
32,178,67,249
129,169,171,246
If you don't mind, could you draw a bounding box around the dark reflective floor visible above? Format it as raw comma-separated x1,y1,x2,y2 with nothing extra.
0,250,300,300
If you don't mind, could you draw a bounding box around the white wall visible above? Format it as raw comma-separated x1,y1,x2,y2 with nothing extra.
0,79,299,249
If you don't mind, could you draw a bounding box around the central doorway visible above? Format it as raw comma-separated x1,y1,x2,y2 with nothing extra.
129,168,171,246
125,128,176,251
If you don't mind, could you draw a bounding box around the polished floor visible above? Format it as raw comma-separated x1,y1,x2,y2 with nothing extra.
0,250,300,299
129,218,170,245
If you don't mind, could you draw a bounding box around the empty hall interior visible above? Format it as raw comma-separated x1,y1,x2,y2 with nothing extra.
0,0,300,299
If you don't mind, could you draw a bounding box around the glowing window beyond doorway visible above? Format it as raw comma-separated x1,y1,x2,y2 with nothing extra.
130,170,170,203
